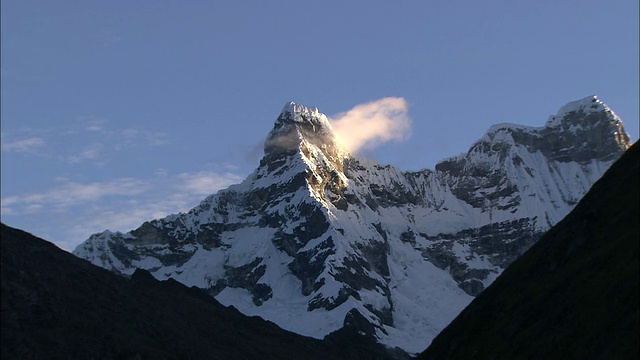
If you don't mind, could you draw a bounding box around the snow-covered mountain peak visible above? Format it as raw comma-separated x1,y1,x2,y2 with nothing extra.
279,101,332,128
263,101,349,182
265,102,341,154
465,96,630,165
545,95,612,127
481,96,613,141
73,96,632,355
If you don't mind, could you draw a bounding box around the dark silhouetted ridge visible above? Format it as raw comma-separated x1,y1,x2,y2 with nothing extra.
0,223,391,359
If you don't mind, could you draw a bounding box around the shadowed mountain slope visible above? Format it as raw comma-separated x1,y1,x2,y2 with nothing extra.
419,141,639,359
0,223,394,360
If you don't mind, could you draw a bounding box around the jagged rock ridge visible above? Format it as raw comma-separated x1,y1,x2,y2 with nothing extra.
74,96,631,354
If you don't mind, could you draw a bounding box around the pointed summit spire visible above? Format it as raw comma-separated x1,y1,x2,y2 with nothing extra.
277,101,333,129
265,101,340,156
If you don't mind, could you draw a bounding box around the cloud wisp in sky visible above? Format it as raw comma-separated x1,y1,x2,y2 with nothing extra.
1,178,150,215
1,136,46,153
0,116,246,250
329,97,411,154
2,117,169,166
178,171,244,196
68,143,105,164
1,170,243,251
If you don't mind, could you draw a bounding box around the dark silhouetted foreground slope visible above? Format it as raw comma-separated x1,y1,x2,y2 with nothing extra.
420,141,639,359
0,223,393,360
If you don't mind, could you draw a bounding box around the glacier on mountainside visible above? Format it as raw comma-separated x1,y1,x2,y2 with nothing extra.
74,96,631,354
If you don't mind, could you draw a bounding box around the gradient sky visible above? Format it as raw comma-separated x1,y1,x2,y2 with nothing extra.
2,0,638,251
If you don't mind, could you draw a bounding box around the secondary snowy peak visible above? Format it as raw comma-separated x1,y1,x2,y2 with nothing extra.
545,95,627,139
465,95,630,164
547,95,609,126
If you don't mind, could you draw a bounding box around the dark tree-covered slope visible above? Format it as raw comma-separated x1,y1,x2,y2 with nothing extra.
419,141,639,359
0,223,392,360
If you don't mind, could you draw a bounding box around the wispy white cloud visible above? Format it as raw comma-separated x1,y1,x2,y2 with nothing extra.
122,128,140,140
68,143,105,163
1,178,149,211
2,117,169,166
78,116,109,132
97,31,122,47
1,137,46,152
329,97,411,153
178,170,244,196
122,128,168,146
1,169,245,251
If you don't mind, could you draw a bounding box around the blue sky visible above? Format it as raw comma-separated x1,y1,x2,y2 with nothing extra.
2,0,638,251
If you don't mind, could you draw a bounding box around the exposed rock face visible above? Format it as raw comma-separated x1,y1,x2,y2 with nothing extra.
74,96,631,354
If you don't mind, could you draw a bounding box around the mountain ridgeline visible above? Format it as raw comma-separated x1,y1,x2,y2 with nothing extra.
74,96,631,354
